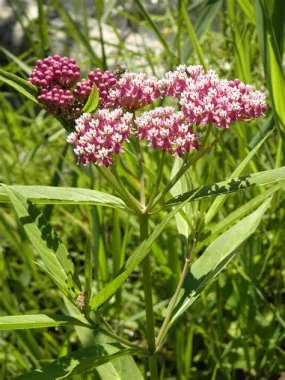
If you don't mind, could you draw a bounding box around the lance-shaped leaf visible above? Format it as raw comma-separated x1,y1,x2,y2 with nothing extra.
0,69,38,103
82,84,99,113
196,181,285,251
4,186,80,297
16,343,141,379
0,185,127,210
204,129,273,225
157,198,271,347
65,301,144,380
165,166,285,207
0,314,90,330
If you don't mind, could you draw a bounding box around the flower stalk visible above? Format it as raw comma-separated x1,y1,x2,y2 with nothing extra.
156,238,197,352
140,212,159,380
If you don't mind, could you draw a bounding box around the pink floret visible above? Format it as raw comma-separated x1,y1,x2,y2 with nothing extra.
135,107,200,156
66,109,133,167
179,71,267,128
109,73,162,110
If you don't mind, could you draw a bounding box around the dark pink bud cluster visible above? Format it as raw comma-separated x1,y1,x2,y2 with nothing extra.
66,109,133,167
135,107,200,157
73,79,93,101
109,73,162,110
28,55,83,122
74,69,118,107
38,87,74,114
28,55,80,89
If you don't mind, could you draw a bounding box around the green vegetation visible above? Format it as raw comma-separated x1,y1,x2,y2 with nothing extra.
0,1,284,379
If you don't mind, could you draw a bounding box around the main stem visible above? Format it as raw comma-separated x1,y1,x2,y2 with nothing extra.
140,213,158,379
136,134,158,378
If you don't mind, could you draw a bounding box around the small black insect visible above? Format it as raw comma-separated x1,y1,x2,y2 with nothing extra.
113,65,126,77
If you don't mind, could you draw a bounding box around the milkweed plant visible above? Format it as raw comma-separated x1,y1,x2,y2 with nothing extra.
4,53,285,380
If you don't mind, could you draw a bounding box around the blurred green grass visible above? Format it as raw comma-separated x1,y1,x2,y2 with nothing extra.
0,0,284,379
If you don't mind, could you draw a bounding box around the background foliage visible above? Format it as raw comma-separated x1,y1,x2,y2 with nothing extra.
0,0,284,379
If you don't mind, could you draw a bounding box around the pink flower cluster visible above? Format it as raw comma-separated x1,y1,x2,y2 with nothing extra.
160,65,204,97
38,87,74,114
29,55,80,88
66,109,132,167
74,69,118,107
29,55,267,167
29,55,83,121
135,107,200,156
108,73,162,110
161,65,267,128
65,65,266,167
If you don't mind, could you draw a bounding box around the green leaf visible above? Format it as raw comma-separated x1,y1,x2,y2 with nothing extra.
0,314,90,330
134,0,178,65
52,0,102,67
89,190,200,310
255,0,285,129
0,46,32,75
95,0,105,21
180,0,208,69
37,0,50,53
238,0,255,23
0,185,127,210
84,238,92,303
65,300,144,380
16,343,141,379
82,84,99,113
204,129,273,225
3,186,80,297
158,198,271,345
170,156,191,242
181,0,222,62
0,70,38,103
196,181,285,251
194,0,223,38
165,166,285,207
101,0,118,23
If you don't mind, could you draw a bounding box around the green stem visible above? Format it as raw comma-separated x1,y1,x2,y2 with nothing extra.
140,213,159,379
111,166,142,213
146,150,166,212
97,166,126,199
151,129,225,209
97,167,136,214
136,137,146,208
156,239,196,352
155,257,191,352
100,326,148,352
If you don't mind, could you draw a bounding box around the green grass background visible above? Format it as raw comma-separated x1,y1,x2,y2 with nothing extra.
0,0,284,378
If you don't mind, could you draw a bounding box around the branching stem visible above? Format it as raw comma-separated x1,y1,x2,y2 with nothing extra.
156,237,197,352
146,150,166,212
151,129,225,209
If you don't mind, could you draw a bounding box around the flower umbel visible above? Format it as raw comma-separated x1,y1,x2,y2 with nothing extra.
108,72,162,110
67,109,133,167
135,107,200,157
74,69,118,108
180,75,267,128
28,55,80,89
159,66,267,128
160,65,204,97
29,55,267,165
